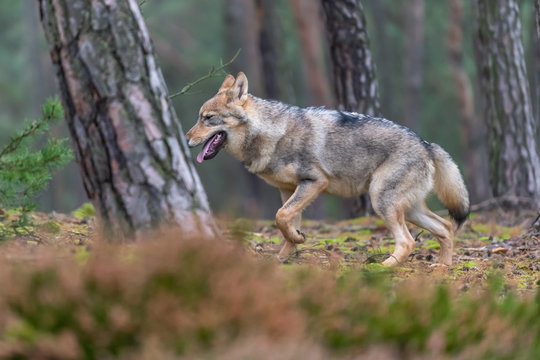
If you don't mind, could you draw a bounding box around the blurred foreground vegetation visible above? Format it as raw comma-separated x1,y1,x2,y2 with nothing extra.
0,211,538,359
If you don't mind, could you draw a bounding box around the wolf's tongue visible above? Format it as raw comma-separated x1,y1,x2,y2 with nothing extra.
197,134,217,163
196,139,213,163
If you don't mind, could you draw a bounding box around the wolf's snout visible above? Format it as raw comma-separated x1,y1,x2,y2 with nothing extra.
185,131,197,148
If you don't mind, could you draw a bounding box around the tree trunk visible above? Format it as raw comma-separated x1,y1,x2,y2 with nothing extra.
225,0,263,97
223,0,282,219
535,0,540,126
256,0,291,102
474,0,540,208
321,0,381,116
289,0,333,106
39,0,217,239
402,0,424,130
447,0,489,203
536,0,540,40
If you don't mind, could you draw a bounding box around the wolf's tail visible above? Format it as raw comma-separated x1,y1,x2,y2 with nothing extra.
431,144,470,228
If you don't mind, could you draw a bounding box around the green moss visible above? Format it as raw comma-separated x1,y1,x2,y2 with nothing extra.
38,220,61,234
423,239,440,250
73,202,95,219
472,223,490,233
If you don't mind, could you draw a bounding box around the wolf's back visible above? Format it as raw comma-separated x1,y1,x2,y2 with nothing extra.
431,144,470,227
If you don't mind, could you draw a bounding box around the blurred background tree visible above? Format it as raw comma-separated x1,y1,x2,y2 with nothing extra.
474,0,540,209
1,0,538,220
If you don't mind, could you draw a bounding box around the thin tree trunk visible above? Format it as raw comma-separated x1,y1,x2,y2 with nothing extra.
536,0,540,41
39,0,217,239
321,0,381,116
402,0,424,130
225,0,263,96
256,0,291,101
289,0,333,106
368,0,395,118
535,0,540,127
447,0,489,203
474,0,540,208
224,0,281,218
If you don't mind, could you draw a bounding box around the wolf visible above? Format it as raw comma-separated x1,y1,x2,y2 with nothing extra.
186,72,469,266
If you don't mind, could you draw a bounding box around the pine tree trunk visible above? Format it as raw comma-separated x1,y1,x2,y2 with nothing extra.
224,0,282,218
289,0,333,106
402,0,424,130
39,0,217,239
535,0,540,126
536,0,540,39
321,0,381,116
256,0,290,102
474,0,540,208
225,0,263,97
447,0,489,203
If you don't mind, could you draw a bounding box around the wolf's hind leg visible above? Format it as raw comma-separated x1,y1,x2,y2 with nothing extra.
406,203,454,265
378,208,415,266
370,185,416,266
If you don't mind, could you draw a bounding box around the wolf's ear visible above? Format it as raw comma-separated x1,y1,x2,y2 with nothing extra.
218,74,235,92
227,72,248,104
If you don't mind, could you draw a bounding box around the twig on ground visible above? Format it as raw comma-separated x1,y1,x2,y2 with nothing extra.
460,247,487,252
529,212,540,230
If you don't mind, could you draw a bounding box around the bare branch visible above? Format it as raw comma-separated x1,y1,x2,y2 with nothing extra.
169,49,241,99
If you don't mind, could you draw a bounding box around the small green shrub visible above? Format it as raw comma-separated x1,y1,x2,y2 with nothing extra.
0,97,72,238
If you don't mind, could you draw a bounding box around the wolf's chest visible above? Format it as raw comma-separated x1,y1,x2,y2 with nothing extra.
256,164,298,191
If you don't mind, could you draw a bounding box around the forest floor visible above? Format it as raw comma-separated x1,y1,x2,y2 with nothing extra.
1,207,539,293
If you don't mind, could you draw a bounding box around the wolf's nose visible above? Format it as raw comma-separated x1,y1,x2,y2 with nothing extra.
187,139,197,148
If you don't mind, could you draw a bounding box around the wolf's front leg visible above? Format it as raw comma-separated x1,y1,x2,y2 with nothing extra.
278,190,302,261
276,178,328,261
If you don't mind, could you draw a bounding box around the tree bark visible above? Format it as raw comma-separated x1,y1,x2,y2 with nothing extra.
536,0,540,39
256,0,291,101
225,0,263,97
535,0,540,126
447,0,489,203
289,0,333,106
321,0,381,116
402,0,424,130
474,0,540,208
39,0,217,239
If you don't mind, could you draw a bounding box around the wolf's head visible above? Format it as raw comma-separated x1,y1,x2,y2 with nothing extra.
186,72,250,163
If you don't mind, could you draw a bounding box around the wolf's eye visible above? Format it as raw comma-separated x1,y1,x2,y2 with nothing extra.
203,114,214,120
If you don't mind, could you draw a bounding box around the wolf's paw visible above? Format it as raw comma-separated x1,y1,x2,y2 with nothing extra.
277,241,297,263
294,229,306,244
382,256,400,267
429,263,449,268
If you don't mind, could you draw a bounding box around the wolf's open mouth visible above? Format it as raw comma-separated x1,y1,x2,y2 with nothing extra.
196,131,227,163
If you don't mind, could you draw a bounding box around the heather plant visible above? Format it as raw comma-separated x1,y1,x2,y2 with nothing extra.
0,232,538,359
0,97,72,237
